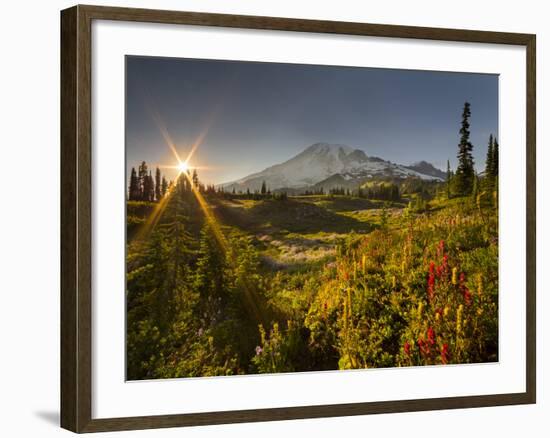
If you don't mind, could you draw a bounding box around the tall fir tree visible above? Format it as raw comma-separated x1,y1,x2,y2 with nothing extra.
161,176,168,197
492,137,499,178
260,181,267,195
192,169,199,188
129,167,140,200
147,171,155,201
454,102,475,195
484,134,495,190
155,167,162,201
137,161,148,201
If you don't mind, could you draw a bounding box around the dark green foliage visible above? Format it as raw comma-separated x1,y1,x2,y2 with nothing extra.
492,138,499,178
129,167,140,201
155,167,162,201
454,102,475,195
161,176,168,197
359,182,400,201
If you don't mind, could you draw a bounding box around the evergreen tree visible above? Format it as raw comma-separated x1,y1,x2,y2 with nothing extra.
161,176,168,197
484,134,495,191
143,171,154,201
155,167,162,201
129,167,140,200
192,169,199,188
261,181,267,195
492,137,499,178
138,161,148,200
454,102,475,195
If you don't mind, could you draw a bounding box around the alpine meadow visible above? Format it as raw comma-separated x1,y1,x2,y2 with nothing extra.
126,57,499,380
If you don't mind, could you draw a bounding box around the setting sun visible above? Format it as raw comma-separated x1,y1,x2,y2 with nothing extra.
177,161,189,173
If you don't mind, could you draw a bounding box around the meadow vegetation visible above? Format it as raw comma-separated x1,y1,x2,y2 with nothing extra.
126,102,499,379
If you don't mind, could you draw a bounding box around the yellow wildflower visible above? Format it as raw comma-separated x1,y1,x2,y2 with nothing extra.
477,273,483,296
456,304,464,334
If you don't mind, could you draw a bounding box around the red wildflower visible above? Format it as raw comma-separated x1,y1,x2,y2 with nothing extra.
418,338,430,356
437,240,445,257
404,341,411,356
429,261,436,275
441,343,449,364
427,327,436,345
459,272,466,285
463,288,472,305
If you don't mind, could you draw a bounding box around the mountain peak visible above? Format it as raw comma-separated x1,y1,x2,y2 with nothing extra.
303,143,355,156
222,142,443,191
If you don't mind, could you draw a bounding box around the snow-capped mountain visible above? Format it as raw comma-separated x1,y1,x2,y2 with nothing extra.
222,143,444,191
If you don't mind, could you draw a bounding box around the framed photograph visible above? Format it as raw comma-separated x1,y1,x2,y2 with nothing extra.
60,5,536,433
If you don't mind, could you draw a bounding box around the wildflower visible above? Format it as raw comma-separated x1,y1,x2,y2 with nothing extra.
435,312,441,323
456,304,464,334
442,254,449,271
463,287,472,305
437,240,445,257
443,306,450,318
392,275,397,289
417,302,424,317
427,326,436,345
452,267,458,285
342,270,349,281
459,272,466,285
255,346,263,355
418,338,430,356
477,273,483,296
441,343,449,364
427,271,435,301
361,254,367,273
404,341,411,356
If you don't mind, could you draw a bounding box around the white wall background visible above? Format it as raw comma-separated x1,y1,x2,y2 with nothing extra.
0,0,546,436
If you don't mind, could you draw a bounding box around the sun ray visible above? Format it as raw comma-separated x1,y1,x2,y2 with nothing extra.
150,109,182,163
134,102,267,325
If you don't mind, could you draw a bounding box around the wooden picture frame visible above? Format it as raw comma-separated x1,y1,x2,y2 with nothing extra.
61,4,536,433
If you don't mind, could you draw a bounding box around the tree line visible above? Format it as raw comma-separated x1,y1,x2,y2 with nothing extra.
128,161,170,202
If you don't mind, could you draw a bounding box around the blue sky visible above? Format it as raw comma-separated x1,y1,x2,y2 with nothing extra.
126,56,498,185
